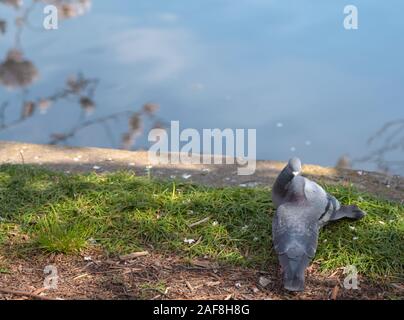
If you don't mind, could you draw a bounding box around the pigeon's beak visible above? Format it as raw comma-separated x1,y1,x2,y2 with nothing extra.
284,275,305,292
279,254,308,292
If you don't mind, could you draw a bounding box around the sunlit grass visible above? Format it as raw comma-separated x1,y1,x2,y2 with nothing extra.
0,164,402,281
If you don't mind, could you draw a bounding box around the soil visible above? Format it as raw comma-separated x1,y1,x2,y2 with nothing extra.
0,248,401,300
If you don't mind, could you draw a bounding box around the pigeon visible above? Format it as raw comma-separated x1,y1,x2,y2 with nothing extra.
271,157,366,292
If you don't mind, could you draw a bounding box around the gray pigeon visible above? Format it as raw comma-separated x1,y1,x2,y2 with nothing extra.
271,157,366,292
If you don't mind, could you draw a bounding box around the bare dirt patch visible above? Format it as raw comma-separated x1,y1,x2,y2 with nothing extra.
0,249,401,300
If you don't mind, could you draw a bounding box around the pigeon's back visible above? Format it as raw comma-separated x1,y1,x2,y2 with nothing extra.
273,175,339,258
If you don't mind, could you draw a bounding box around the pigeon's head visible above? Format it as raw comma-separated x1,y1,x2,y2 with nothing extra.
278,248,310,292
287,157,302,176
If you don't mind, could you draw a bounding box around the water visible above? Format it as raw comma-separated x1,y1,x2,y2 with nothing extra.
0,0,403,175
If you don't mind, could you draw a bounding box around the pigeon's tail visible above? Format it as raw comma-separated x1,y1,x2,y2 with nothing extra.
330,205,366,222
279,253,311,292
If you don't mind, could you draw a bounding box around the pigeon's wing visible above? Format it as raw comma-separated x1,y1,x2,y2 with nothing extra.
300,177,368,228
272,204,319,258
301,177,343,224
302,178,328,209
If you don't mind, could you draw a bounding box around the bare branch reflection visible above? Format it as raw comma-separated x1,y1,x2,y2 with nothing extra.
0,19,6,34
354,120,404,173
43,0,92,20
0,0,23,9
0,0,165,151
1,71,164,150
0,49,39,89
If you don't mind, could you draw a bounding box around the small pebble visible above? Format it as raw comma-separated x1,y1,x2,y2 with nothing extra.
258,276,271,288
239,182,259,188
184,238,195,244
237,157,247,164
182,173,192,179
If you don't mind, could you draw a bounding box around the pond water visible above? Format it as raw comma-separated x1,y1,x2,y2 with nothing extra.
0,0,403,175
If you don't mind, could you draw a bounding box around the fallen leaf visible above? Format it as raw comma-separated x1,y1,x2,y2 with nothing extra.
190,259,218,269
185,281,194,292
119,251,149,261
331,285,340,300
206,281,221,287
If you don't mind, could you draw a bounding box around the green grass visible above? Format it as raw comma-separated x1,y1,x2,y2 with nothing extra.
0,164,402,281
